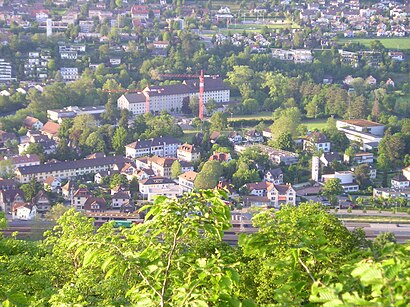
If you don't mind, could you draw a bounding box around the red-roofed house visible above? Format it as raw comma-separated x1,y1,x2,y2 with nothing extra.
41,121,60,140
23,116,43,130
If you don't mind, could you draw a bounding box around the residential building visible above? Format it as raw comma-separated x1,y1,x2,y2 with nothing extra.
271,49,313,63
320,152,342,167
373,187,410,200
149,156,179,178
15,156,126,183
0,179,18,191
244,129,264,143
402,166,410,180
31,190,51,213
125,137,181,158
267,184,296,207
245,182,271,197
391,174,409,189
209,152,232,163
264,168,284,184
337,119,385,136
24,50,50,80
179,171,198,194
61,180,75,200
60,67,79,81
235,144,299,166
1,154,41,172
23,116,43,130
41,121,60,140
0,131,17,147
227,131,242,144
18,132,57,155
84,197,107,212
72,188,92,210
111,191,131,210
177,143,200,162
12,203,37,220
0,59,16,82
344,152,374,164
146,185,181,201
117,77,230,116
0,189,24,213
43,176,61,192
303,132,331,153
322,171,359,192
139,176,178,200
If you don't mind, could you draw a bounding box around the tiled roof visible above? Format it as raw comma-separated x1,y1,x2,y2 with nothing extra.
306,131,328,143
23,116,40,127
268,184,293,194
41,121,60,136
246,181,271,191
179,171,198,182
84,197,107,211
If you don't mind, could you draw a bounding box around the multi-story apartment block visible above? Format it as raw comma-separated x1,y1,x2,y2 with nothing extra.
15,156,126,183
0,59,16,82
125,137,182,158
24,51,51,80
60,67,79,81
177,143,200,162
336,119,385,150
117,77,230,116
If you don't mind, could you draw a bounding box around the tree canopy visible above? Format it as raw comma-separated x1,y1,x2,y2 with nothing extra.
0,193,409,306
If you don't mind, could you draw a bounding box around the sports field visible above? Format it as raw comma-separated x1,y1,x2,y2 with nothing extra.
338,38,410,50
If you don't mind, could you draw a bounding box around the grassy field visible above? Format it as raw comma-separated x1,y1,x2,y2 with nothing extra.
229,111,273,121
302,119,328,131
338,38,410,50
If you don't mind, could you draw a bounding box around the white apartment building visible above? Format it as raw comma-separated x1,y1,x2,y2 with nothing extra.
179,171,198,194
60,67,79,81
322,171,359,192
60,50,78,60
271,49,313,63
117,77,230,116
138,176,178,198
0,59,16,82
336,119,385,150
125,137,181,158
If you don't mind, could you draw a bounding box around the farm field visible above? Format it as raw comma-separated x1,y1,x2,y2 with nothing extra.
338,38,410,50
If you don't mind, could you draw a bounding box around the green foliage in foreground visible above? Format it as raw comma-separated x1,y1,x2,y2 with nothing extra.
0,194,409,306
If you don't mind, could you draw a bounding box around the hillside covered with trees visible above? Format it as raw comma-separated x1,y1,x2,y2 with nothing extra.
0,191,409,306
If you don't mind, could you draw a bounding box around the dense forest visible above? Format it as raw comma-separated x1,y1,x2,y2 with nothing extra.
1,191,409,306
